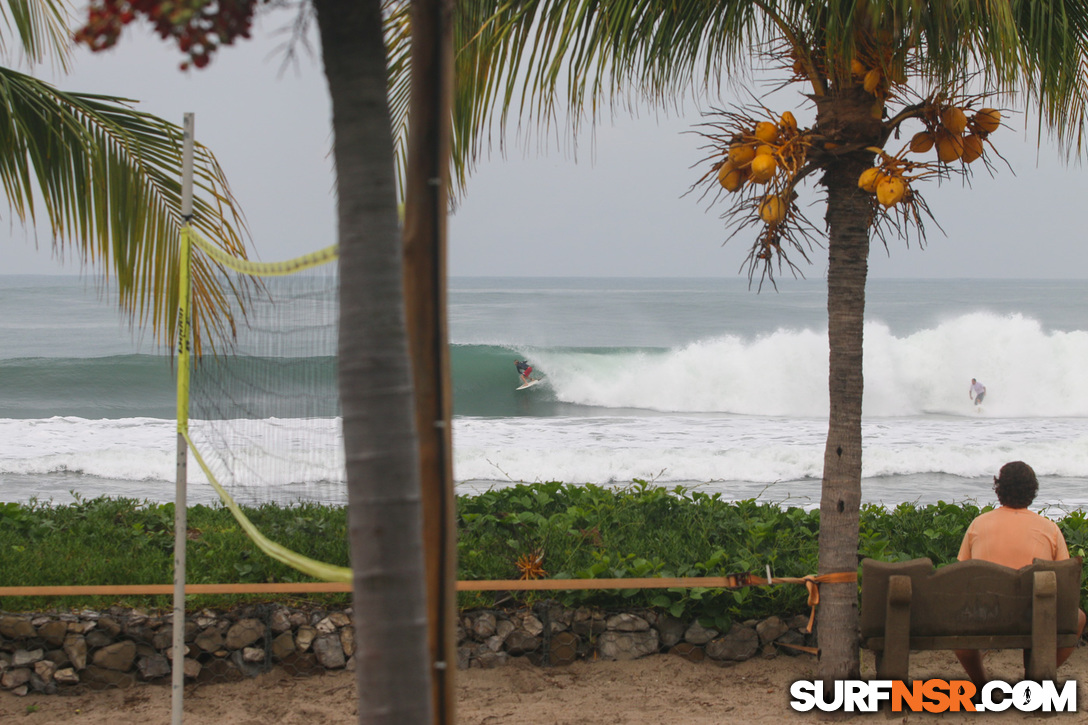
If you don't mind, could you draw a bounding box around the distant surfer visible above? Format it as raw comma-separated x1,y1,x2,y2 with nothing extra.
969,378,986,406
515,359,534,386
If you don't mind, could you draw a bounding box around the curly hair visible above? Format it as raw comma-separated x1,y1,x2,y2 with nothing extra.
992,461,1039,509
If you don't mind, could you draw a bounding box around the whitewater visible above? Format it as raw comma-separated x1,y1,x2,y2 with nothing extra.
1,276,1087,510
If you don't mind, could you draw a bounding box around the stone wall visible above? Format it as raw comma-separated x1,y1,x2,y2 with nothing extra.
0,604,815,695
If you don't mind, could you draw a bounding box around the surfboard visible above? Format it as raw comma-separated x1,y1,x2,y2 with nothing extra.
516,378,543,391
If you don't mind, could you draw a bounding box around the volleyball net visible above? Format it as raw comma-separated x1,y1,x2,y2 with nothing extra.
177,227,350,581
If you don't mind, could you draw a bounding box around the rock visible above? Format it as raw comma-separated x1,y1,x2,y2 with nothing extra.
520,614,544,637
33,660,56,682
474,650,508,669
62,635,87,671
495,619,516,640
137,654,171,680
456,646,472,670
472,612,497,639
199,657,243,684
787,614,811,632
596,630,659,661
183,658,202,680
81,665,134,690
606,613,649,632
668,642,706,663
295,626,316,653
270,631,296,661
242,647,265,663
548,631,579,665
705,625,759,662
1,668,31,690
269,608,292,633
37,620,68,647
683,620,719,645
327,612,351,628
503,630,540,656
194,628,225,653
98,616,122,637
53,668,79,685
278,652,322,677
571,609,607,637
85,630,114,649
756,616,789,645
12,649,44,667
340,626,355,658
656,615,687,648
225,618,264,649
316,616,337,635
775,629,808,656
484,635,504,653
0,616,35,639
312,634,346,669
93,641,136,672
288,611,308,629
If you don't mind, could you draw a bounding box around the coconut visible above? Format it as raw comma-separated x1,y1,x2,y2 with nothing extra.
857,167,883,193
940,106,968,136
758,196,788,225
909,131,935,154
780,111,797,131
754,122,779,144
973,108,1001,135
935,130,964,162
863,68,882,94
729,143,756,166
850,59,866,78
876,176,907,208
749,154,778,184
961,134,984,164
717,161,746,192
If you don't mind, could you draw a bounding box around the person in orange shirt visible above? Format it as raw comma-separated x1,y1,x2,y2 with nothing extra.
954,461,1086,685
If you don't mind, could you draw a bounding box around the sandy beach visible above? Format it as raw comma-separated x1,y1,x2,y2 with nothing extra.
2,646,1084,724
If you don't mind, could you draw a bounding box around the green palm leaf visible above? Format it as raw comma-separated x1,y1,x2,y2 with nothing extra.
0,67,250,354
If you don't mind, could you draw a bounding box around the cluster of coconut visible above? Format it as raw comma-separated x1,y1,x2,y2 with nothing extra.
858,104,1002,209
857,156,912,208
910,105,1001,164
850,57,906,98
716,112,806,226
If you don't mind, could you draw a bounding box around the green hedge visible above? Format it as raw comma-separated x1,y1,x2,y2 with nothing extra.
2,483,1086,632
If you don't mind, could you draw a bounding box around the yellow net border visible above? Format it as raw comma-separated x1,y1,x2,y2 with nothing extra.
179,227,347,582
190,231,338,275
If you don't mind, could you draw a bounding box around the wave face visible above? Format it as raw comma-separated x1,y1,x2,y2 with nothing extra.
469,312,1088,418
11,311,1088,421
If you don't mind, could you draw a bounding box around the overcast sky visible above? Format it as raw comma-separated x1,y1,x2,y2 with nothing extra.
6,7,1086,279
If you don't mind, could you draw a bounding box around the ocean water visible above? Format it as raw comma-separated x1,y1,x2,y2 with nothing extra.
1,275,1087,512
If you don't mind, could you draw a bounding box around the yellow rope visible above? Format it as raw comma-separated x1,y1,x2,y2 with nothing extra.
189,231,338,276
182,430,351,583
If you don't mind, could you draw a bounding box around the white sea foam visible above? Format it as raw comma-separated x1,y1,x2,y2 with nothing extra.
452,415,1088,487
524,312,1088,417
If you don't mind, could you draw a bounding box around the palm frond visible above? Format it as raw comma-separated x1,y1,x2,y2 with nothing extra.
0,0,71,71
0,67,250,353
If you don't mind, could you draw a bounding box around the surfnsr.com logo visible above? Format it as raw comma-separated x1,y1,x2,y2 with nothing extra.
789,679,1077,713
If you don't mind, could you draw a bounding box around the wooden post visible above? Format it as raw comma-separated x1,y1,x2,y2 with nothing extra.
172,112,195,725
402,0,456,721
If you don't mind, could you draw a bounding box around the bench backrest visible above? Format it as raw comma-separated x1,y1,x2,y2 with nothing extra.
860,557,1082,639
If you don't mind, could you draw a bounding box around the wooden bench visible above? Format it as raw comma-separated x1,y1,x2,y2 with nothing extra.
860,557,1083,681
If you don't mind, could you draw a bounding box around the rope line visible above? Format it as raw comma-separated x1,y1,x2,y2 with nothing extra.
189,231,338,275
182,430,351,583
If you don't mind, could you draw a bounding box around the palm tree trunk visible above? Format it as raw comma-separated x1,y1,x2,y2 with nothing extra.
315,0,433,722
814,89,882,683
